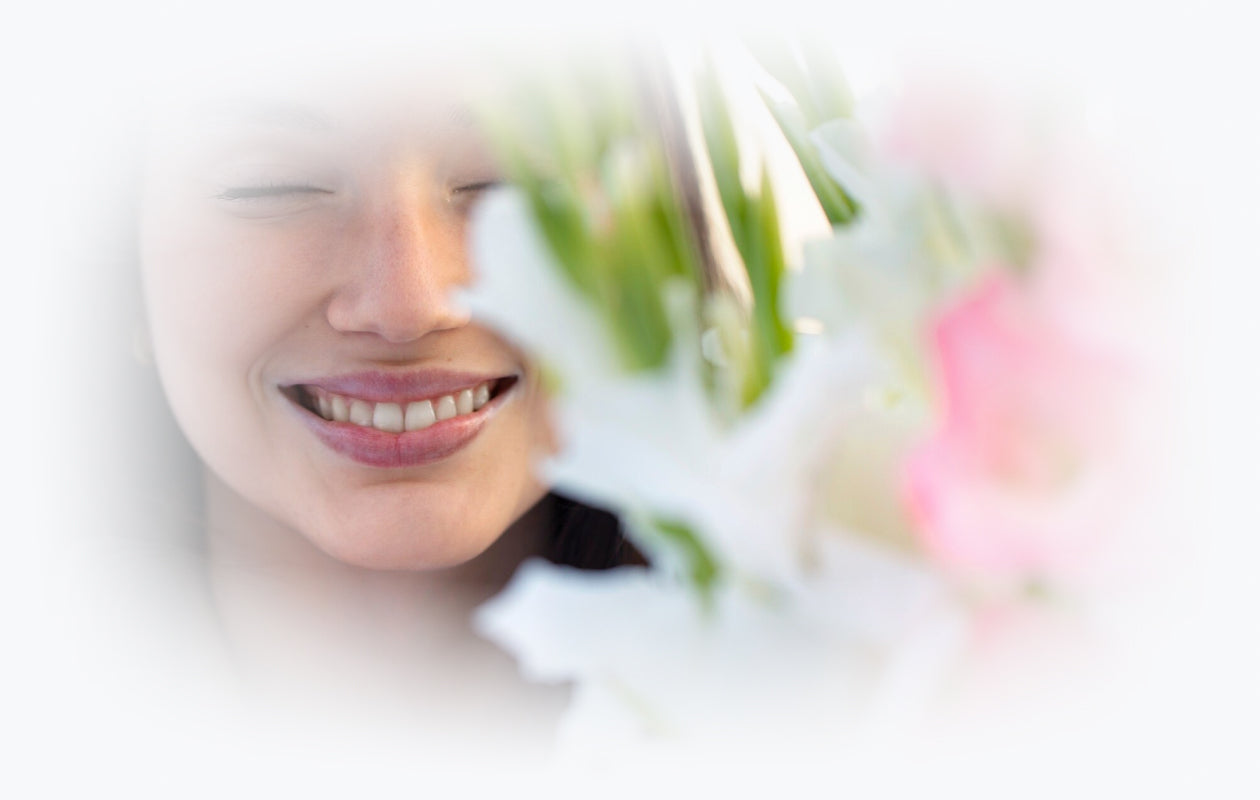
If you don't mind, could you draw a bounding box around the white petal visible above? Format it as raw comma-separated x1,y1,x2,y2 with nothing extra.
464,189,624,387
475,559,677,684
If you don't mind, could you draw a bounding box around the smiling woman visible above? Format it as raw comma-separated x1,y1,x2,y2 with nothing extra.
140,78,555,571
123,46,640,726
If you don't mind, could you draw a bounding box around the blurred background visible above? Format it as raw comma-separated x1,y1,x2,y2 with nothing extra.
2,0,1255,794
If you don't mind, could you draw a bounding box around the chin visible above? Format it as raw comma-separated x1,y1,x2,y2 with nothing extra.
302,518,497,571
300,485,544,572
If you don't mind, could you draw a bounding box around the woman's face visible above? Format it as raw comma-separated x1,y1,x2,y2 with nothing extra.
139,69,550,570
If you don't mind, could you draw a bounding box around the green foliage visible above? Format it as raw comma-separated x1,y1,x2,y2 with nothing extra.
651,516,721,598
475,41,866,595
695,57,797,407
759,93,860,226
747,36,861,226
478,55,705,373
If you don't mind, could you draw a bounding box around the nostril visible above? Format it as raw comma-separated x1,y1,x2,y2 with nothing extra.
325,278,470,342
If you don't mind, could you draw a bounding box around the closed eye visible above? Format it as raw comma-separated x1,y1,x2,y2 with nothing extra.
450,180,501,197
216,183,333,200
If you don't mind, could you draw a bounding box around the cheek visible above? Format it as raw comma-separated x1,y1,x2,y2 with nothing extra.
142,204,336,380
139,206,334,482
142,211,330,354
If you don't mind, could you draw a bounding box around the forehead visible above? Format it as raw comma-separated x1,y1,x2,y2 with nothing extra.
151,71,483,145
140,40,505,148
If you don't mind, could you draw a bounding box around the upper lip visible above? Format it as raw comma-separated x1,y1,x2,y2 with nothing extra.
282,369,516,403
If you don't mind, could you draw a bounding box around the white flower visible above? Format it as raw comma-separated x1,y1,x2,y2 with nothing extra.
467,186,969,747
475,537,964,756
469,185,896,585
463,188,625,389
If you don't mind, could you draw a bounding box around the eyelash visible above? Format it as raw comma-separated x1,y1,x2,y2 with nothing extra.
216,183,331,201
451,180,500,197
213,180,498,202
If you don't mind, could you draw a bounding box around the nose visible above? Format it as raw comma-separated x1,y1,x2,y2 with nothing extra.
325,186,470,344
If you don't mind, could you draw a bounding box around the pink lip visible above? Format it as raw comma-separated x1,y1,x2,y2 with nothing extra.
282,369,517,469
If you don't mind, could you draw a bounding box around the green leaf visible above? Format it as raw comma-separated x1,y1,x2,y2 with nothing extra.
759,91,860,226
652,516,721,597
476,56,711,375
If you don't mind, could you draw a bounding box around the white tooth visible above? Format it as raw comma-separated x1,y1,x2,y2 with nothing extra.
331,395,349,422
405,400,436,431
373,402,404,433
316,392,331,420
435,394,457,421
473,382,490,410
349,399,373,426
456,388,474,415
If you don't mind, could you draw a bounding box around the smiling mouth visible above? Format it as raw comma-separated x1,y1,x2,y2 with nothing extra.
284,375,519,434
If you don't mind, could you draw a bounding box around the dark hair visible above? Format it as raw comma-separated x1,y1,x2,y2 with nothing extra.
545,492,645,570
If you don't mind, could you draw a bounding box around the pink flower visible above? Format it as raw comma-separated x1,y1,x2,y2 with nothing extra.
904,272,1132,586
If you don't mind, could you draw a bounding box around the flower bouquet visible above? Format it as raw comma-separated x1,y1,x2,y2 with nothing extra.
464,37,1155,768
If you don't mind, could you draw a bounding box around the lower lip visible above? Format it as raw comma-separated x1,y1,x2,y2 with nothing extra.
288,390,511,469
